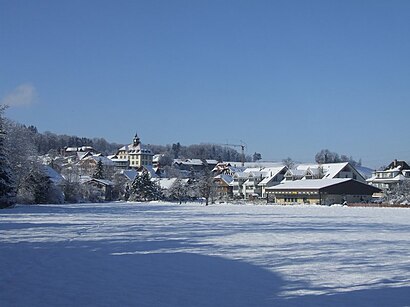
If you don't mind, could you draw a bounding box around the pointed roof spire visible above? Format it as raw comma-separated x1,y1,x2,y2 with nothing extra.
133,132,140,147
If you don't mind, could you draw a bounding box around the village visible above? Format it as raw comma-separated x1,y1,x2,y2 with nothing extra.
41,132,410,206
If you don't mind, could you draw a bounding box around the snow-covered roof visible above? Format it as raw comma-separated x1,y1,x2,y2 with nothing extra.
367,175,405,183
139,165,158,178
355,166,374,179
175,159,204,166
227,161,284,168
155,178,189,190
120,170,138,181
206,160,218,165
285,162,365,181
286,169,305,177
81,155,115,166
43,166,64,185
214,174,234,185
118,143,153,155
152,154,162,162
244,179,256,186
234,172,250,179
266,178,352,191
65,146,94,152
321,162,350,179
157,178,177,190
83,178,114,186
228,166,246,173
77,152,91,160
244,167,263,173
259,166,287,185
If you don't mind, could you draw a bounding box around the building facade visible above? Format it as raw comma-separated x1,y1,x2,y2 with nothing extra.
116,133,153,168
367,160,410,191
266,179,380,205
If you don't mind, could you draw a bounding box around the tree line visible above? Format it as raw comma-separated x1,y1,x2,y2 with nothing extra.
147,142,251,163
26,126,122,156
24,126,248,162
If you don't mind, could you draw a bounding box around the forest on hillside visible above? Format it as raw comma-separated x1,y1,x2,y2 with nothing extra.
21,125,248,162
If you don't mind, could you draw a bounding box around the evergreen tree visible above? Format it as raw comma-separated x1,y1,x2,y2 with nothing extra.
93,160,104,179
129,171,161,201
253,152,262,162
0,106,16,208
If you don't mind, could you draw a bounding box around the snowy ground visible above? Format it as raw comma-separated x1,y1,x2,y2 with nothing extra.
1,202,410,307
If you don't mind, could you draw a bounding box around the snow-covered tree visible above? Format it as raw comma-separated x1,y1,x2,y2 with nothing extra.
315,149,361,166
19,167,53,204
166,179,188,204
4,119,41,203
198,168,217,206
129,171,162,202
158,153,174,167
315,149,340,164
0,106,16,208
82,184,105,203
282,157,295,168
61,165,83,203
385,181,410,205
112,172,130,201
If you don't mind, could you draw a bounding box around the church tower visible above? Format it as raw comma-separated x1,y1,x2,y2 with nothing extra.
116,132,153,168
133,133,140,147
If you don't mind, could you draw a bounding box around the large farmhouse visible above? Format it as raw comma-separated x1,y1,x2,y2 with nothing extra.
266,178,381,205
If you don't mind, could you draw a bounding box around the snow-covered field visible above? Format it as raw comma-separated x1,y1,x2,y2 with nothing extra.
1,202,410,307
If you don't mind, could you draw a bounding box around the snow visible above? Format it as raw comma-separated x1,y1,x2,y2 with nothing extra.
268,178,352,190
1,202,410,306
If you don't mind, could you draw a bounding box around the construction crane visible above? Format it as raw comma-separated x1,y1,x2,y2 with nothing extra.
221,142,246,167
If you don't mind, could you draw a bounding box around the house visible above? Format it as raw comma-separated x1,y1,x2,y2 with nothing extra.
156,178,189,191
107,154,129,169
44,165,64,186
214,174,234,198
367,159,410,191
242,168,267,199
118,169,138,182
82,178,114,201
77,155,115,177
173,159,218,173
258,165,288,198
220,164,287,199
212,162,246,177
137,165,160,178
231,172,249,198
63,146,96,157
266,178,381,205
284,163,366,183
116,133,153,168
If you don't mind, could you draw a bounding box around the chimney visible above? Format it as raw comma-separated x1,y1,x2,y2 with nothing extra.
394,159,398,167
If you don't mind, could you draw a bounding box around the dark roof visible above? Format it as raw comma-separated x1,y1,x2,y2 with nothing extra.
267,179,381,195
321,179,381,195
386,160,410,171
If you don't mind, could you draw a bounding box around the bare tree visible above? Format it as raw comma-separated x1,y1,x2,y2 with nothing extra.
166,179,188,204
198,168,217,206
282,157,295,168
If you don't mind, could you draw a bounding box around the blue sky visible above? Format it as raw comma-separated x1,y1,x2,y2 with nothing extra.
1,0,409,168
